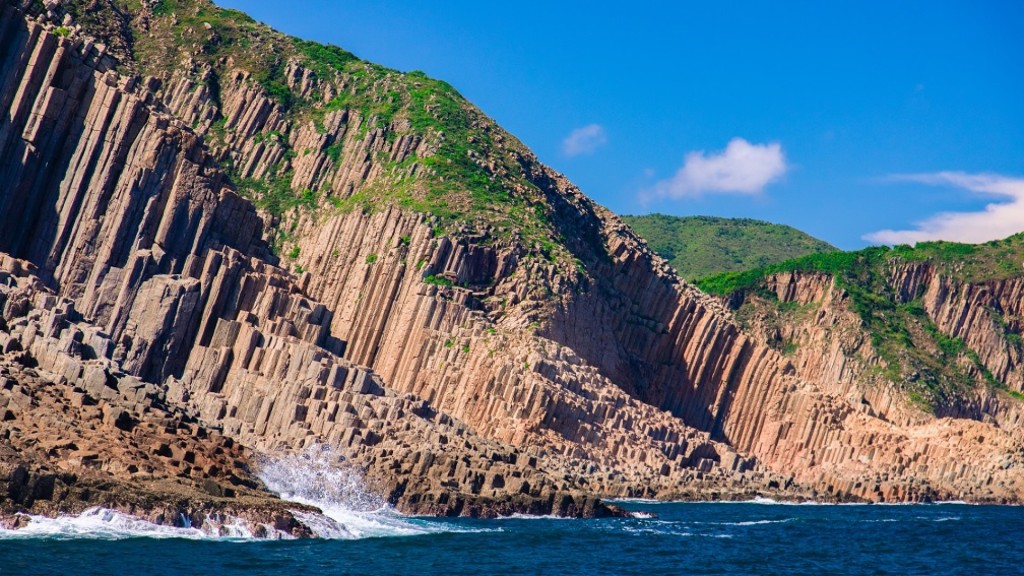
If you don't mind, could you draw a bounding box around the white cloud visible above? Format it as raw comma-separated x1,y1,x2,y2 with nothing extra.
561,124,607,157
864,172,1024,245
645,138,787,200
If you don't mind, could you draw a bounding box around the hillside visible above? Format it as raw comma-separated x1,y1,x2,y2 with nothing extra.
69,0,577,265
1,0,1024,531
622,214,836,281
697,234,1024,412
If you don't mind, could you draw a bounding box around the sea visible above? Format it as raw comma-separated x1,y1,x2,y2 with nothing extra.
2,450,1022,575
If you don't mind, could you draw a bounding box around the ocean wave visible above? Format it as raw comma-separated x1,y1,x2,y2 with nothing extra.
617,524,735,539
744,497,875,506
1,446,486,541
495,514,574,521
256,445,484,539
0,507,266,541
725,518,794,526
620,525,693,537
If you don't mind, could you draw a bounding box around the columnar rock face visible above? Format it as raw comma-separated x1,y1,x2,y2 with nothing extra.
0,6,768,516
1,0,1023,529
721,267,1024,500
917,271,1024,393
0,255,319,535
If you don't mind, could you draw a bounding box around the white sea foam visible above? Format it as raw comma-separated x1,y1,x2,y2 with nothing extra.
606,498,662,504
495,513,573,521
0,507,260,541
727,497,897,506
1,445,484,541
255,444,472,539
915,515,961,522
726,518,794,526
685,517,795,527
620,525,693,537
617,522,735,539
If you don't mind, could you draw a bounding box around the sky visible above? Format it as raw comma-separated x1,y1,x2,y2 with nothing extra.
218,0,1024,249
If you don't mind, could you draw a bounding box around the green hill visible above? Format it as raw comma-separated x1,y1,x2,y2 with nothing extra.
74,0,574,263
621,215,836,281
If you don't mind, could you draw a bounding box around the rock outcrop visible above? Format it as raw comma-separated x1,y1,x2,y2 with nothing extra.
1,0,1023,531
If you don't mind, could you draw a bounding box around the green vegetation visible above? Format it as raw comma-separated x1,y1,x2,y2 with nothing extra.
423,274,454,287
104,0,570,266
365,253,378,264
698,235,1024,297
234,174,317,217
622,214,836,281
700,233,1024,412
292,39,357,78
324,140,344,162
53,26,71,37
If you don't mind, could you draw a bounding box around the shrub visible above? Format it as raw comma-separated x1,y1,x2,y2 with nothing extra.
423,274,453,287
324,141,343,162
294,39,357,77
260,79,292,107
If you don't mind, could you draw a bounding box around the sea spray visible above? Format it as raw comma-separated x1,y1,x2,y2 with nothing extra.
256,445,384,514
0,507,257,540
255,444,460,538
0,446,472,541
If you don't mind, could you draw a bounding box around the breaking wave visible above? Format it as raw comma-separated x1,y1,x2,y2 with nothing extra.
255,444,468,539
0,445,481,541
0,507,258,541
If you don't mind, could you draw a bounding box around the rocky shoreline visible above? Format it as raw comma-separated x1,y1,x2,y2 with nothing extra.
0,253,626,529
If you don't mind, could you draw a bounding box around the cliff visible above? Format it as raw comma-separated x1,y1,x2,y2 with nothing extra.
1,0,1022,531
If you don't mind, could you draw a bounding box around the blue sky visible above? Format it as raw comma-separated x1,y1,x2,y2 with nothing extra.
219,1,1023,249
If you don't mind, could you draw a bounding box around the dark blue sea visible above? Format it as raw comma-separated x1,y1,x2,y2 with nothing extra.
2,501,1022,576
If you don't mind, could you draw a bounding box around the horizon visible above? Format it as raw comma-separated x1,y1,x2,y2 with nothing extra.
217,0,1024,250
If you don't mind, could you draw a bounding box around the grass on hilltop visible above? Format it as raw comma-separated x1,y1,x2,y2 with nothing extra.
86,0,567,261
622,215,836,282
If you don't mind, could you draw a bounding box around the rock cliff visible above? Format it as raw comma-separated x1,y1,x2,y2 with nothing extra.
1,0,1023,531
